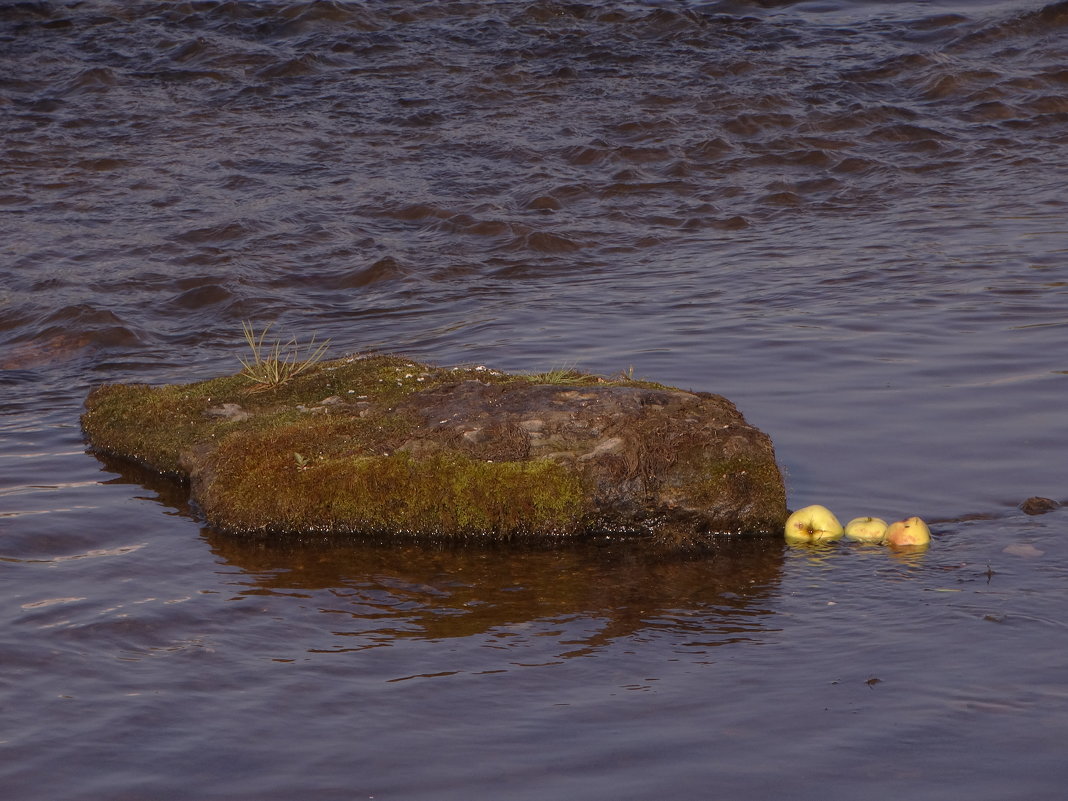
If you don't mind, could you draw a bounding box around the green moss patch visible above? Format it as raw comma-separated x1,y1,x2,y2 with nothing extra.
198,443,590,537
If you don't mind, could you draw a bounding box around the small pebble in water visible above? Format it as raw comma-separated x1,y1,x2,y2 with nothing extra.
1019,497,1060,516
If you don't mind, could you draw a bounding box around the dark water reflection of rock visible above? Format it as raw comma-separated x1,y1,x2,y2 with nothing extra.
204,533,785,647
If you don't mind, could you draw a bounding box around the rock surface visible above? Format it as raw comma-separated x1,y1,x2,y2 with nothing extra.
82,354,787,544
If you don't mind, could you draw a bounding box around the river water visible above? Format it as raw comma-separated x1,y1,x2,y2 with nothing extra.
2,0,1067,798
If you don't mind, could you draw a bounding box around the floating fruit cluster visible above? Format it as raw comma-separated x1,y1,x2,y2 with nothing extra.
784,505,931,548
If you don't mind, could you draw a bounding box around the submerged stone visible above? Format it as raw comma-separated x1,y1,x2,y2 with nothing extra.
1019,496,1060,516
81,354,787,544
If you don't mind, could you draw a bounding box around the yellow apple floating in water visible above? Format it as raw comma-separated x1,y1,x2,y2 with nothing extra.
784,504,844,543
844,516,888,543
883,516,931,548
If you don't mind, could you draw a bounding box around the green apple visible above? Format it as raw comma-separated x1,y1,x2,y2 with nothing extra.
844,516,888,543
784,504,844,543
883,516,931,548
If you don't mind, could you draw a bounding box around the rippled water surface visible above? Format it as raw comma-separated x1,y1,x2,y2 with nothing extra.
2,1,1067,798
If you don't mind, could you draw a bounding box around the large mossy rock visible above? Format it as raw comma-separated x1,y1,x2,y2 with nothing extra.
82,355,787,544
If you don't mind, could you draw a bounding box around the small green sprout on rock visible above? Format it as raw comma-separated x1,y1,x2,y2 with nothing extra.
522,363,593,385
238,321,330,393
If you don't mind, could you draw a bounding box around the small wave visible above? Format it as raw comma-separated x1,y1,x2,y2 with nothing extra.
335,257,410,288
948,0,1068,49
169,284,235,310
57,67,118,96
172,220,263,244
508,229,583,253
1,331,95,369
255,54,329,79
20,597,87,610
3,544,144,565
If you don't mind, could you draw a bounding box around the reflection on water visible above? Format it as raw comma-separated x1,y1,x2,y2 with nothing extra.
207,531,784,650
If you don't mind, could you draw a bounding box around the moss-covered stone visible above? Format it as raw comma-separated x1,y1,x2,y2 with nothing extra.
82,354,788,543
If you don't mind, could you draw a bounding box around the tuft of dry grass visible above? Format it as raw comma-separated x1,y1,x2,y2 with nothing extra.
238,321,330,392
521,363,593,385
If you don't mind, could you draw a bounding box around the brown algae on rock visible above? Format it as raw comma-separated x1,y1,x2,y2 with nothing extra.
82,354,787,542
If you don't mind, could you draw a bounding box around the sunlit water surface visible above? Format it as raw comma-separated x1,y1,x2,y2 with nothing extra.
2,0,1067,798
